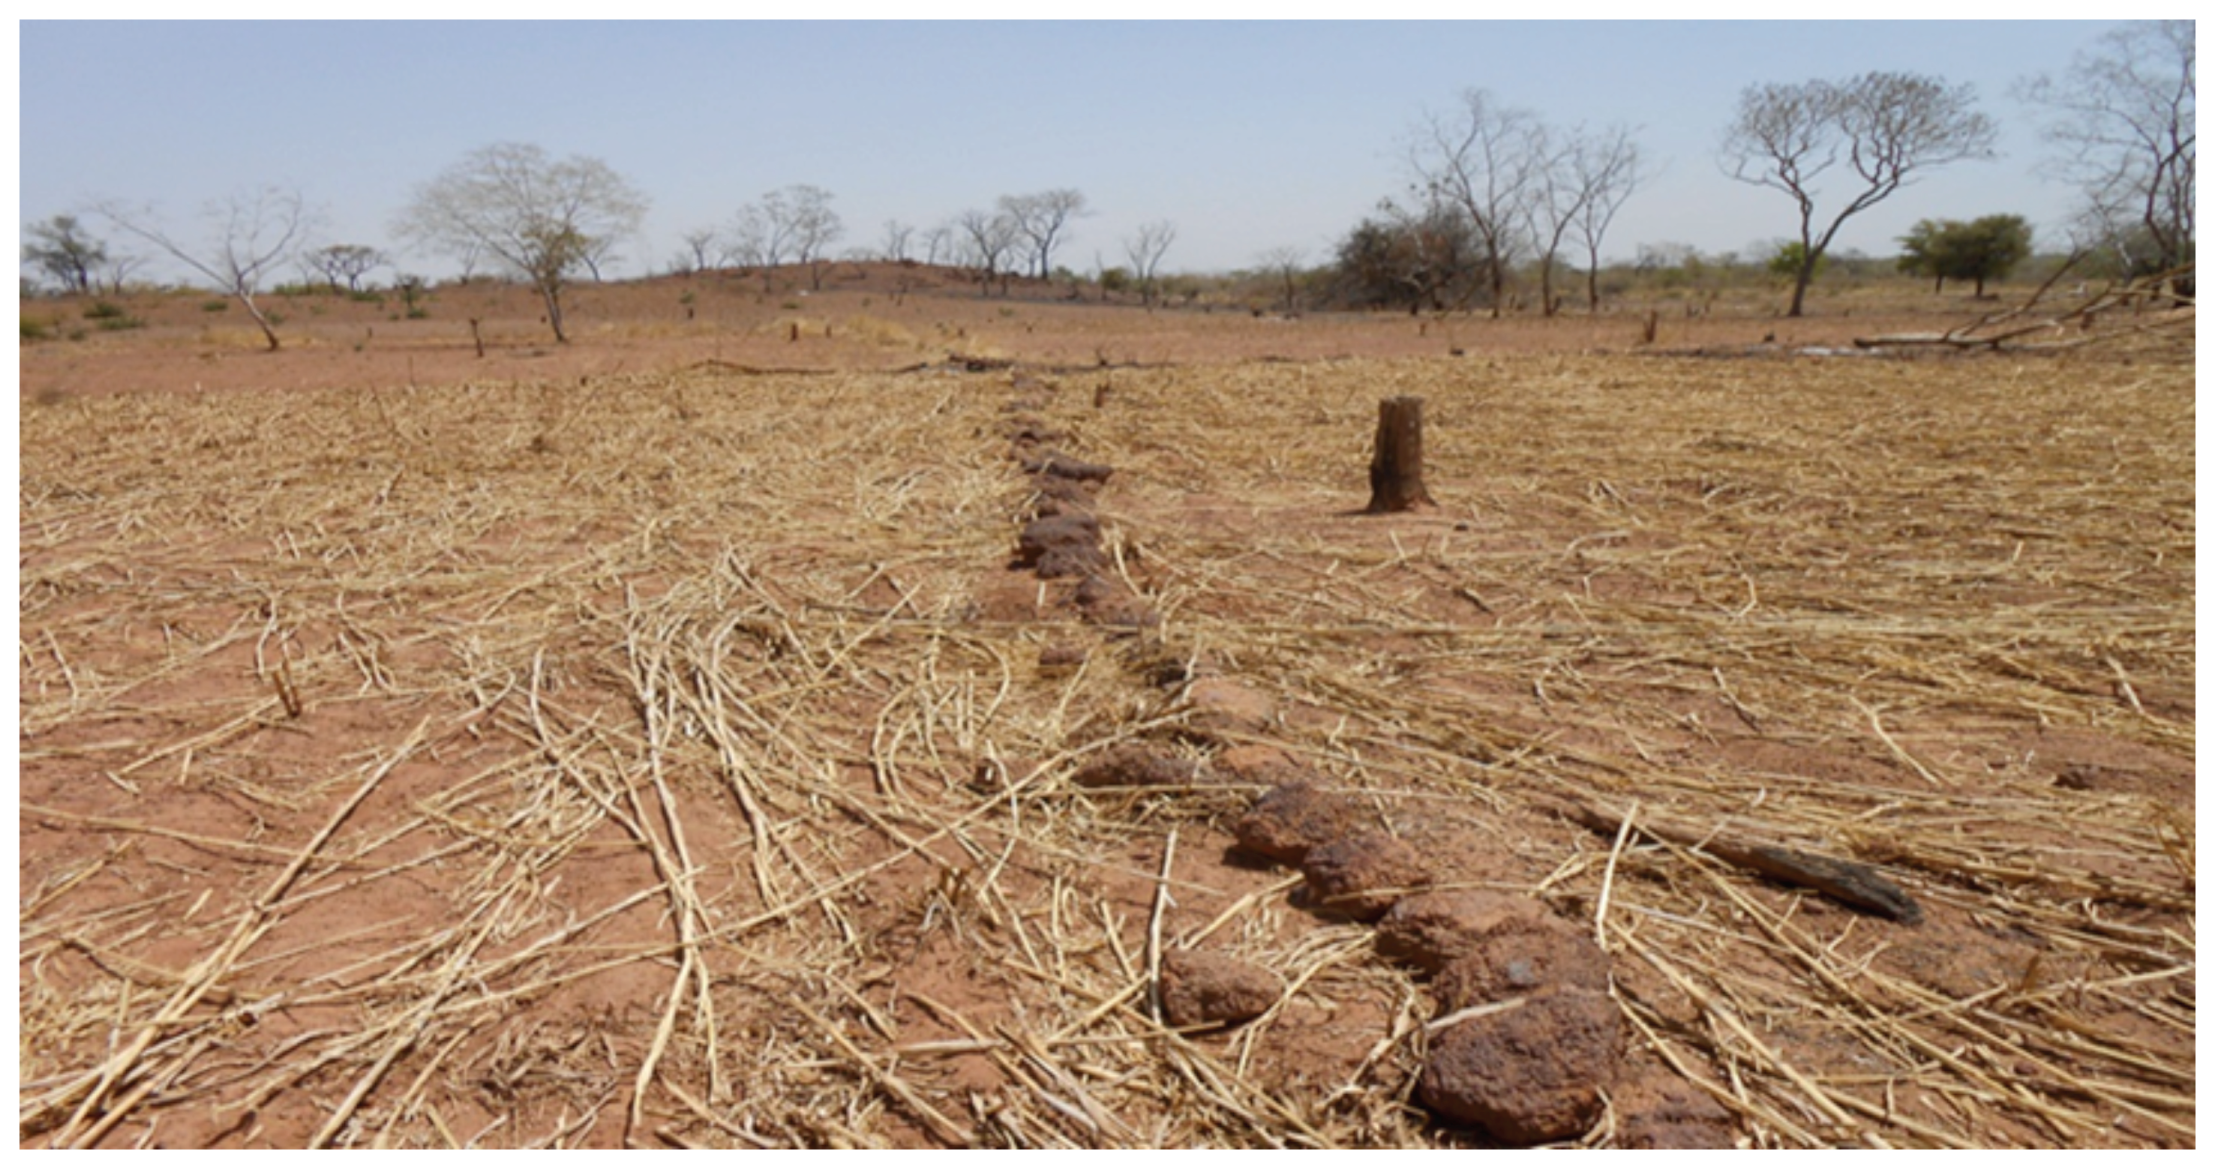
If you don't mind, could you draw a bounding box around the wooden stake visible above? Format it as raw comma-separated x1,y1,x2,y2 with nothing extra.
1365,395,1436,513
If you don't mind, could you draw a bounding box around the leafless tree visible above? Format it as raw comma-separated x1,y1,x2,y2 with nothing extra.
1567,126,1649,313
1256,245,1307,314
1000,189,1088,279
920,223,954,268
2019,20,2194,296
1413,89,1544,317
395,143,647,343
879,219,915,262
761,185,843,289
97,185,314,350
1723,72,1997,317
1122,220,1177,307
675,227,721,273
304,243,387,292
955,207,1021,296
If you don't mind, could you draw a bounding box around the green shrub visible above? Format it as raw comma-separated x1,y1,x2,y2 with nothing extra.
405,307,430,320
83,300,129,320
21,316,52,341
201,299,230,312
95,313,145,332
349,289,385,305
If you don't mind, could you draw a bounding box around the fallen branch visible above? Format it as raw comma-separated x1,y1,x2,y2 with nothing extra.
1544,794,1923,925
1853,258,2193,354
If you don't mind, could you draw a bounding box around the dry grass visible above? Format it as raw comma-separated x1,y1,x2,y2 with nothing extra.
17,334,2194,1147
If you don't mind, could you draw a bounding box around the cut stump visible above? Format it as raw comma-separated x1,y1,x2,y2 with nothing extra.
1366,395,1436,513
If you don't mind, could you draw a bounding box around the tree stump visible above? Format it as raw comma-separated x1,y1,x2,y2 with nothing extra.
1366,396,1436,513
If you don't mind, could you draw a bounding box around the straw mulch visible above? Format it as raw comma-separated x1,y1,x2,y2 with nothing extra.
18,338,2193,1148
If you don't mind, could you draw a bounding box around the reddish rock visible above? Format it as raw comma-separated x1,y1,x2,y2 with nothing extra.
1016,513,1105,578
1613,1075,1739,1149
1301,831,1434,921
1158,949,1282,1028
1232,783,1364,864
1418,986,1624,1145
1038,641,1088,671
1430,919,1612,1011
1071,743,1206,789
1373,890,1556,974
1072,574,1159,629
1212,744,1308,786
1185,676,1275,738
1023,452,1115,484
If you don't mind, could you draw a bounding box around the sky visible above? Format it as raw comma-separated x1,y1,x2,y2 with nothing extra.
17,17,2138,286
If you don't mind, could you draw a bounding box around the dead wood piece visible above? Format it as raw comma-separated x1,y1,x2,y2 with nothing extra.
1547,796,1922,925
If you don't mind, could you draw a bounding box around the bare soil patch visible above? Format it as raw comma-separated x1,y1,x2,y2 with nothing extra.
18,274,2194,1147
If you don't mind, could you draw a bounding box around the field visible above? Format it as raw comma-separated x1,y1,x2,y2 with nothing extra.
18,268,2195,1148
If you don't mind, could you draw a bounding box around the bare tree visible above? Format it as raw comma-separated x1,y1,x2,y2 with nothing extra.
1723,72,1998,317
1001,189,1088,279
726,206,774,267
675,227,722,273
1413,89,1544,317
2019,20,2194,296
304,243,387,292
1520,123,1586,317
395,143,647,343
880,219,915,262
1256,245,1307,314
754,185,844,289
1567,126,1649,313
1122,220,1177,307
21,215,109,295
955,207,1020,296
97,186,313,351
920,223,954,268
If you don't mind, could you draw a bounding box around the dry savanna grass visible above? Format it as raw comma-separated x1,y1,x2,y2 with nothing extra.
17,312,2195,1148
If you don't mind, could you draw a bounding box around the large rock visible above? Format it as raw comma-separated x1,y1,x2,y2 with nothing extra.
1232,783,1364,864
1183,676,1275,739
1430,919,1612,1011
1158,949,1282,1028
1300,831,1433,922
1418,986,1623,1145
1374,890,1556,974
1016,513,1105,578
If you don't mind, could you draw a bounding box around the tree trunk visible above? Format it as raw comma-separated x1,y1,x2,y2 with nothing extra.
540,283,568,344
241,294,281,352
1365,396,1436,514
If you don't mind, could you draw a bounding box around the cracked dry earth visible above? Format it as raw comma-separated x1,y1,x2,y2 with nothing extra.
19,342,2195,1147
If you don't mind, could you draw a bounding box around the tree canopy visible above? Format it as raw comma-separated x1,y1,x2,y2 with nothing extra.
394,143,647,343
1896,215,2033,297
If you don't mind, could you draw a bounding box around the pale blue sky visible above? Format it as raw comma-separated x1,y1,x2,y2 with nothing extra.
19,19,2129,283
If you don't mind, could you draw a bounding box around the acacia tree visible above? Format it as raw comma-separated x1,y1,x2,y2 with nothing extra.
2019,20,2194,296
305,243,387,292
1413,89,1544,317
1121,220,1176,307
1723,71,1998,317
97,186,312,351
395,143,646,343
22,215,109,295
1001,189,1088,278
